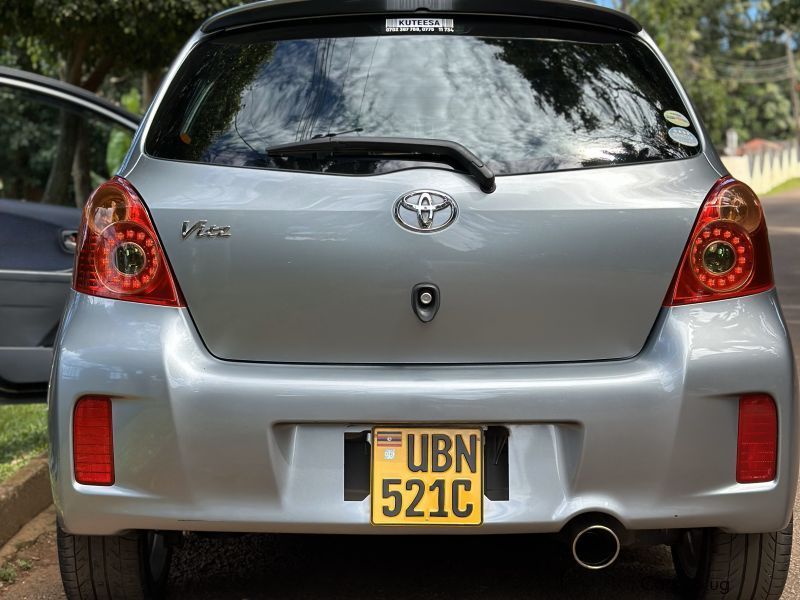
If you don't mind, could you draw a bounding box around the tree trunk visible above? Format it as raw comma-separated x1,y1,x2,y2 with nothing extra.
82,57,114,93
41,110,80,205
10,146,27,200
142,70,162,107
63,37,87,86
71,120,91,207
41,39,86,205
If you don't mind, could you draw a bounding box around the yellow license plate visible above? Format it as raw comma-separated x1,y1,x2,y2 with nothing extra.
371,427,483,526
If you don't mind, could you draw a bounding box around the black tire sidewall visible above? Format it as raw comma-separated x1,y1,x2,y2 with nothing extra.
672,529,713,599
140,532,172,599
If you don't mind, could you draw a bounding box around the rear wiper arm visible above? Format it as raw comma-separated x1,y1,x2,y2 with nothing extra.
267,136,496,193
311,127,363,139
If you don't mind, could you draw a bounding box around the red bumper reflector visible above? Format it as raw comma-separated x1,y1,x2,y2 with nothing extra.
736,394,777,484
73,396,114,486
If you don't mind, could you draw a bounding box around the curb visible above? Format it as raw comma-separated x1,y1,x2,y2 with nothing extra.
0,456,51,549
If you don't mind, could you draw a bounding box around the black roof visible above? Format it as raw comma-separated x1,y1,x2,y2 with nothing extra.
0,66,139,129
202,0,641,34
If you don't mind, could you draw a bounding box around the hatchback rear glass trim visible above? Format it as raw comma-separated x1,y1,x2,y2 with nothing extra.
202,0,641,35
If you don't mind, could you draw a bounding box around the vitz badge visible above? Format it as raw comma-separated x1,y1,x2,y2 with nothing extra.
181,220,232,239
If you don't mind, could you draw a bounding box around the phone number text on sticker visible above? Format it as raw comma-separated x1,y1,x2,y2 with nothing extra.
386,18,455,33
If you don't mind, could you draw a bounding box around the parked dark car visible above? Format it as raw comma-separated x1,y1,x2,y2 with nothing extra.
0,67,139,401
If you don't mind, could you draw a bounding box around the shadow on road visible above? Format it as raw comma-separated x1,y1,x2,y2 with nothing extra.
167,534,680,599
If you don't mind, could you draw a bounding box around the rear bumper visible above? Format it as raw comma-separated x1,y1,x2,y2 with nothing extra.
50,290,799,536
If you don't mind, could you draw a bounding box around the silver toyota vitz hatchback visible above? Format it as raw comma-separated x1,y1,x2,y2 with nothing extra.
50,1,798,598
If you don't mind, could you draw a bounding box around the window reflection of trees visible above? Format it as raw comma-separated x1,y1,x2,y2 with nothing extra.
153,44,272,165
151,33,697,177
490,39,687,166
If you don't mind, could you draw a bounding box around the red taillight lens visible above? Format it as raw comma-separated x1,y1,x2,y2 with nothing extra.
665,177,773,305
73,177,183,307
73,396,114,486
736,394,778,484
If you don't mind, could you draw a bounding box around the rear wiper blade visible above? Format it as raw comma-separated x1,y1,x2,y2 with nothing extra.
267,136,496,194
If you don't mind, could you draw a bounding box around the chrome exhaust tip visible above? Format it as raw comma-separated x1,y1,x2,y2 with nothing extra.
571,524,621,570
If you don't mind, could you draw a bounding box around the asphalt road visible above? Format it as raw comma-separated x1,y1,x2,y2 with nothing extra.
2,187,800,600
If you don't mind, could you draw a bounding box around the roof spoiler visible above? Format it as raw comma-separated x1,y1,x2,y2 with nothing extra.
202,0,642,35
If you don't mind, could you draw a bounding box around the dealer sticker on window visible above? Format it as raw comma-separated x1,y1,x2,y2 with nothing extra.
386,18,455,33
667,126,700,148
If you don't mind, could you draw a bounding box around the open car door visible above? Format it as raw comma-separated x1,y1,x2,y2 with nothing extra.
0,67,139,401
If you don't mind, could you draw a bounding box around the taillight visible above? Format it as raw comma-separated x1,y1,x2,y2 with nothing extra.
73,396,114,486
665,177,773,306
73,177,183,307
736,394,778,484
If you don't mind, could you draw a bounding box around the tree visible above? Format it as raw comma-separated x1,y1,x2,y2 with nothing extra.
613,0,795,149
772,0,800,28
0,1,242,89
0,0,242,205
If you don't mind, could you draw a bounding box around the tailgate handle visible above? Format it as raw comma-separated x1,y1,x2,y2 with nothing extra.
412,283,440,323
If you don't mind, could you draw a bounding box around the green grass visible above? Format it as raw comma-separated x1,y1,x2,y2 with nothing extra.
15,559,32,572
0,560,33,585
0,563,16,584
0,404,48,484
766,178,800,196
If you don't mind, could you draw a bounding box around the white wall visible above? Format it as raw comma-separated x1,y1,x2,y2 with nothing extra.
722,142,800,195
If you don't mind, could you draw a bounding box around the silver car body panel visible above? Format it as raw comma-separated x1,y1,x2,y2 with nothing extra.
127,154,718,365
51,290,798,536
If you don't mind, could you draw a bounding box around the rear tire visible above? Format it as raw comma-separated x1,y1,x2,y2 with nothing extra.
56,523,172,600
671,519,792,599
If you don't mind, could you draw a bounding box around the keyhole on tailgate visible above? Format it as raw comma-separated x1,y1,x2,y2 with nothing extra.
412,283,440,323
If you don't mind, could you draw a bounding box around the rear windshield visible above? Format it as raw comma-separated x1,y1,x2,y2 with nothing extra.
146,19,702,177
